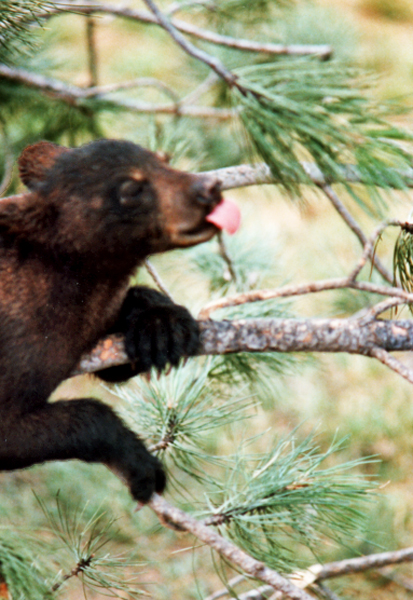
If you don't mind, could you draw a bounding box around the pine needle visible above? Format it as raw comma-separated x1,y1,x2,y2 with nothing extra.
233,58,413,206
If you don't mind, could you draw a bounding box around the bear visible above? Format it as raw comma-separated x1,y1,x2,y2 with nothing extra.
0,138,239,503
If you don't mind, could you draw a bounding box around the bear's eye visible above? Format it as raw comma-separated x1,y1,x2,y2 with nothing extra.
118,179,151,206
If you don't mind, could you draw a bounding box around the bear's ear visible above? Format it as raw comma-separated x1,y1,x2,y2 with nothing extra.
18,141,70,190
155,150,170,164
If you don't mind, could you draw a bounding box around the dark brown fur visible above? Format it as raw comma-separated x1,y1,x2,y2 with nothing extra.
0,139,221,502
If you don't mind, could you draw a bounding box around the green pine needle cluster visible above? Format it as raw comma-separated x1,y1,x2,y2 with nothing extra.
393,222,413,304
204,434,376,572
0,0,54,61
0,530,52,600
113,359,255,479
234,59,413,205
36,494,146,598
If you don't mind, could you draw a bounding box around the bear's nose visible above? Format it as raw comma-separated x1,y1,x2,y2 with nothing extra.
191,177,221,207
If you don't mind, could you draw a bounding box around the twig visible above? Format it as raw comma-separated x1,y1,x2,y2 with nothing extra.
86,16,98,87
180,72,219,106
312,583,341,600
140,0,237,87
0,64,232,120
347,220,392,282
197,277,413,319
368,346,413,385
315,546,413,580
199,219,405,319
149,494,315,600
144,259,174,300
217,232,239,286
354,297,405,322
50,556,93,592
203,575,247,600
83,77,180,102
320,184,392,283
45,3,333,59
377,566,413,592
166,0,213,16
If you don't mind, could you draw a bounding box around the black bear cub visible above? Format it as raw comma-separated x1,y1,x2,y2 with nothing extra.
0,139,226,503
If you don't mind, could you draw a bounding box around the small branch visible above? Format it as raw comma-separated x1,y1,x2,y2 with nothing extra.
354,297,404,322
50,555,93,593
167,0,213,16
320,184,392,284
217,232,239,286
180,72,219,106
199,219,406,319
86,16,98,87
377,566,413,592
197,276,413,320
81,77,180,102
315,546,413,581
0,64,232,120
144,259,174,300
149,494,315,600
140,0,237,87
204,575,247,600
312,583,341,600
368,346,413,385
46,3,332,58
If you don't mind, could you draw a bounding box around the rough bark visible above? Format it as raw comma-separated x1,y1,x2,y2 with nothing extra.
74,317,413,376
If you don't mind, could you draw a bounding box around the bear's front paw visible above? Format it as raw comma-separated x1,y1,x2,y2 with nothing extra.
129,453,166,503
124,304,200,373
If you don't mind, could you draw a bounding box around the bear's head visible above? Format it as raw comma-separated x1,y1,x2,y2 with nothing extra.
14,139,230,265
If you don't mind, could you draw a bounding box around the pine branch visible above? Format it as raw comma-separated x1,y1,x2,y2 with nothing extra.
0,64,232,119
140,0,237,86
144,259,174,299
202,546,413,600
73,315,413,378
319,184,392,283
44,2,332,58
149,493,315,600
202,162,413,191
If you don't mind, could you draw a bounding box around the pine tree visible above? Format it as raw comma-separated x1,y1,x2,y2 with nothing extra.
2,1,413,599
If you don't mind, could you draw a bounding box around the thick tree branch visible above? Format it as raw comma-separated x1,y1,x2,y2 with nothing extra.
74,315,413,377
202,163,413,190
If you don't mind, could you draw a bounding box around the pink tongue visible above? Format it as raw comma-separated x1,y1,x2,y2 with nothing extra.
206,198,241,235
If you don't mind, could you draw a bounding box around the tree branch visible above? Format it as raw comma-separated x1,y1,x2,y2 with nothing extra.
319,184,393,283
315,546,413,580
46,2,332,59
202,163,413,190
201,546,413,600
140,0,238,87
0,64,232,120
149,493,315,600
73,315,413,377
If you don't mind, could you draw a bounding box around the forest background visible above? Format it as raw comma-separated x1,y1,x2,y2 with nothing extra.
3,0,413,599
